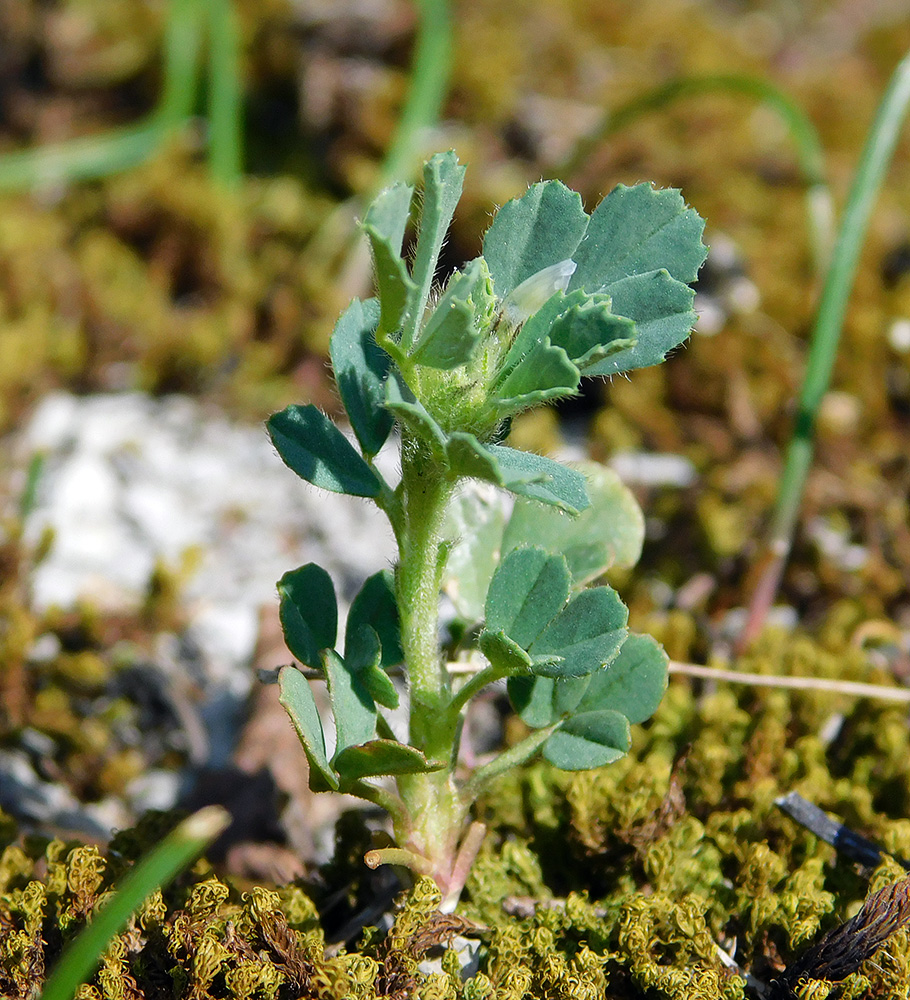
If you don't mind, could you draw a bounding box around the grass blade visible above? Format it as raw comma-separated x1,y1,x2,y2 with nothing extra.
39,806,229,1000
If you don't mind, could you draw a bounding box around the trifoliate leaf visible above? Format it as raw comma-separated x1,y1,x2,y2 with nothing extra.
329,297,394,457
268,404,382,497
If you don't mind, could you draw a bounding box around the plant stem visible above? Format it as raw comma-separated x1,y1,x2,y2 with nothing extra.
737,48,910,651
446,665,500,722
464,725,557,800
557,74,833,277
396,434,455,755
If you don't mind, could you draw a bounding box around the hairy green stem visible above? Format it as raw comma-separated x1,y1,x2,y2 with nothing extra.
738,48,910,650
464,725,557,800
558,74,833,276
446,665,500,724
396,437,454,752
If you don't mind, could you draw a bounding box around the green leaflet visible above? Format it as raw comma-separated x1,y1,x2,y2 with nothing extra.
576,632,668,724
268,404,382,498
346,571,403,670
402,151,466,351
329,297,394,458
362,183,417,339
569,182,706,291
323,648,377,756
544,709,631,770
277,563,337,669
278,666,338,792
410,258,494,369
334,740,445,784
483,181,588,299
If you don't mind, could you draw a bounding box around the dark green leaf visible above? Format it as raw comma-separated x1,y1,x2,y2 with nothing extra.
483,181,588,298
410,258,493,369
507,674,589,728
402,152,466,351
346,571,403,668
277,563,337,669
531,587,628,678
345,624,399,710
329,298,394,457
577,633,668,724
323,648,376,755
278,666,339,791
569,183,707,293
583,270,696,376
485,547,570,649
333,740,446,783
268,404,382,497
544,709,630,770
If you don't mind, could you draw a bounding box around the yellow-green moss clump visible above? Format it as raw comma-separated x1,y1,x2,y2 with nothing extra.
4,617,910,998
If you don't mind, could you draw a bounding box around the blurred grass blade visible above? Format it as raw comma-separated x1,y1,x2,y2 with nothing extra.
207,0,244,186
0,0,204,192
40,806,229,1000
738,47,910,650
376,0,453,191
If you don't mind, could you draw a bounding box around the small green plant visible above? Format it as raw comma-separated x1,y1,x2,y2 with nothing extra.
267,151,706,902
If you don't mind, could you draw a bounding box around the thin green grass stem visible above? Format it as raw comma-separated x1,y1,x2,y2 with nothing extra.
0,0,204,192
559,74,834,276
39,806,229,1000
738,48,910,650
207,0,244,186
375,0,453,192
